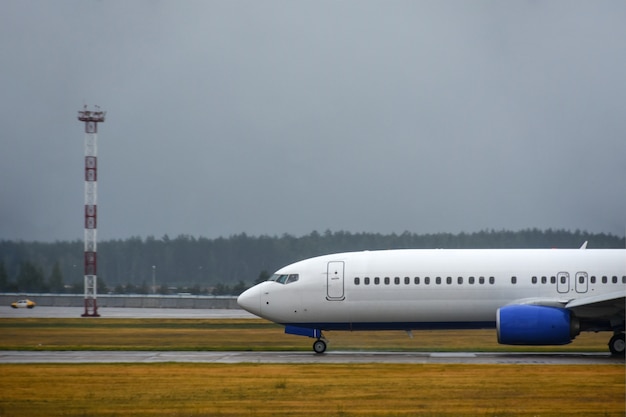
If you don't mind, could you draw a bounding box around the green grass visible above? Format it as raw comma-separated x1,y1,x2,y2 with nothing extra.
0,318,612,352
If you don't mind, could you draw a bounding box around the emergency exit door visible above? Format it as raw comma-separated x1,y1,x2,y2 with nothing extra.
575,272,588,293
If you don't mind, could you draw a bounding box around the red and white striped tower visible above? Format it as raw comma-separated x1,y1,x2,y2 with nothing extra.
78,105,105,317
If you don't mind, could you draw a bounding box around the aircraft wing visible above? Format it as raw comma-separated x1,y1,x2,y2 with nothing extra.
565,290,625,320
507,290,625,320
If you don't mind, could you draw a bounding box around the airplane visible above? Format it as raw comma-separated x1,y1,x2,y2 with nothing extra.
237,245,625,355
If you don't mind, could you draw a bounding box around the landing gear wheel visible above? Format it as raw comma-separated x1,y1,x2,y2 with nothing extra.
608,333,625,356
313,339,327,354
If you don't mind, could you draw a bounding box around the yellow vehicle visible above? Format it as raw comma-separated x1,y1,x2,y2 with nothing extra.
11,299,36,309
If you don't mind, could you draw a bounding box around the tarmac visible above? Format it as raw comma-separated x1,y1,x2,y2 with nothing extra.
0,350,620,365
1,306,256,319
2,307,622,365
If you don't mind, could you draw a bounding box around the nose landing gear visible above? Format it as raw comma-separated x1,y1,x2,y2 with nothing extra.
313,338,327,354
284,325,327,353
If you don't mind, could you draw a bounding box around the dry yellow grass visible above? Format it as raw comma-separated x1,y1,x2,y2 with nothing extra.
1,318,623,416
0,363,623,416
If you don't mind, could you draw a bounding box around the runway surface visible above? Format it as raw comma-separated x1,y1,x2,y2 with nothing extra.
0,350,620,365
1,306,256,319
3,307,622,365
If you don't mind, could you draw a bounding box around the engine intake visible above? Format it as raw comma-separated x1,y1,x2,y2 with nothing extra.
497,305,580,345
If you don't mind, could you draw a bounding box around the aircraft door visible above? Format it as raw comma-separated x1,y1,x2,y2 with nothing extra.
327,261,345,301
575,272,588,293
557,272,570,293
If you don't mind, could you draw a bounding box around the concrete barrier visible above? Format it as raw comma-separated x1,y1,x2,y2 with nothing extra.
0,293,240,309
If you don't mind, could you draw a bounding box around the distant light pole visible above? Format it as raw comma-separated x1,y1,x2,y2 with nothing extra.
152,265,156,294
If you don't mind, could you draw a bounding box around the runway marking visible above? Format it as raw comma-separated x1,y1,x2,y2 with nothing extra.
0,350,620,365
430,352,477,357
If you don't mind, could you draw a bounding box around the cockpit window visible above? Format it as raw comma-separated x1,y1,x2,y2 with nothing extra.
267,274,299,284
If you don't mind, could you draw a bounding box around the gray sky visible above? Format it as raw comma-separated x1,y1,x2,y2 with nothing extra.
1,0,625,242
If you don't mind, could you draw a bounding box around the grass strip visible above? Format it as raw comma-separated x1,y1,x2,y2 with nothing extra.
0,363,623,416
0,318,611,352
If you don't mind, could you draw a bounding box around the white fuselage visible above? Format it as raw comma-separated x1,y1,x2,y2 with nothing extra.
238,249,625,331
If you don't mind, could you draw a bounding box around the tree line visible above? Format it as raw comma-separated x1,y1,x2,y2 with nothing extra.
1,229,623,295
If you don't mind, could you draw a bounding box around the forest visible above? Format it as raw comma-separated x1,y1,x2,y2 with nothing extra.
1,229,623,295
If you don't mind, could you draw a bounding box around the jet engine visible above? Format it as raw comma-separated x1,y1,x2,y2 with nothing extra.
496,305,580,345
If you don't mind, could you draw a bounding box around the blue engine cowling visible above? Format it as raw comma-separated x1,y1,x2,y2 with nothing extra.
497,305,580,345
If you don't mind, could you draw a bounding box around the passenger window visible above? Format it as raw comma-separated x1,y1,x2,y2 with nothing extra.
532,276,537,284
550,276,556,284
414,277,420,285
457,276,463,285
425,277,430,285
622,276,626,284
511,276,517,284
469,276,475,284
354,277,360,285
602,276,607,284
541,276,547,284
404,277,410,285
590,276,596,284
489,276,495,285
446,277,452,285
384,277,390,285
374,277,380,285
479,276,485,285
436,277,442,285
612,276,618,284
394,277,400,285
364,277,370,285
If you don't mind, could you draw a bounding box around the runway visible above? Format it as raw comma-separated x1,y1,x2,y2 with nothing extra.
3,307,622,365
1,306,256,319
0,350,620,365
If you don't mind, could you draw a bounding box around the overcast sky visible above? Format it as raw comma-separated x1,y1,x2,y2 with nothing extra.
1,1,625,242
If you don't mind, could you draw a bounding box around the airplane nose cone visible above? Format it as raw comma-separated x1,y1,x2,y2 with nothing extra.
237,285,261,316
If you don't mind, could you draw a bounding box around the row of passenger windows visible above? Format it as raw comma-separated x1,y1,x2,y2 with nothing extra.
354,275,626,286
528,275,625,284
354,276,496,286
593,275,623,284
528,275,626,284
